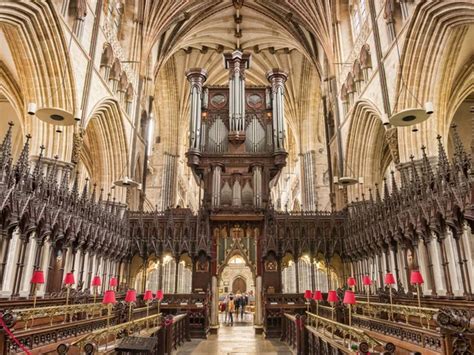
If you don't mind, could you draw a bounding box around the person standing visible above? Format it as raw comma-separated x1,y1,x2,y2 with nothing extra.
241,293,247,320
222,295,229,324
235,295,241,321
228,296,235,326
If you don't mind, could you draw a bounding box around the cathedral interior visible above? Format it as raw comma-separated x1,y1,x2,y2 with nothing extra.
0,0,473,354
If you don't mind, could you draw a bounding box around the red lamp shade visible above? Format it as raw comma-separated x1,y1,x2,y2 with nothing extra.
102,290,116,304
343,290,356,305
143,290,153,301
92,276,101,287
384,273,396,285
125,290,137,303
313,290,323,301
156,290,164,301
109,277,118,287
362,275,372,286
31,270,45,284
347,277,356,287
327,290,338,303
304,290,312,299
64,272,75,285
410,270,424,285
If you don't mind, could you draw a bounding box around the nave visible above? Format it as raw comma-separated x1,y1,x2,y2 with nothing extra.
0,0,473,354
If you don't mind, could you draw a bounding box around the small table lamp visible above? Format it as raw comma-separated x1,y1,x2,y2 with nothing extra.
384,273,396,320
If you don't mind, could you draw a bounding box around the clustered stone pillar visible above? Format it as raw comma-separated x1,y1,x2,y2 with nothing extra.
266,69,288,152
224,50,250,133
185,68,208,153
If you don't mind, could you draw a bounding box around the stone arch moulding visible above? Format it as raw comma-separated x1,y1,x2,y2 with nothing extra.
344,99,390,193
394,1,474,162
81,97,129,201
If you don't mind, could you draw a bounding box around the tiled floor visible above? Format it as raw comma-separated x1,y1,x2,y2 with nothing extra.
175,315,293,355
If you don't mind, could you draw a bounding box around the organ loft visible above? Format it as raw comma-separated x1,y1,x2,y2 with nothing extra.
0,1,473,354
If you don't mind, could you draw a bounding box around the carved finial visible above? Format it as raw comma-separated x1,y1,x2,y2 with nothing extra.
60,167,71,192
383,177,390,200
71,170,80,197
47,155,59,186
374,183,382,203
368,188,374,204
98,188,104,204
32,145,45,179
450,123,471,175
0,121,14,169
91,183,97,203
390,170,399,196
420,145,435,187
14,134,31,182
436,134,450,177
81,177,89,201
410,154,420,186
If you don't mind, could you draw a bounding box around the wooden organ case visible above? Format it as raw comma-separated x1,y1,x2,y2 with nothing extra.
185,50,288,331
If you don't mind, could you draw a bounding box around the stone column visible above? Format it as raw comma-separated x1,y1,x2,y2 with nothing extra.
416,241,431,294
266,69,288,152
210,275,219,331
185,68,208,152
430,233,447,296
254,275,263,332
37,240,51,297
19,241,37,297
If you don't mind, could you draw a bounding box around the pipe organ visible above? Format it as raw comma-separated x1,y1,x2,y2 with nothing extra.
186,50,288,212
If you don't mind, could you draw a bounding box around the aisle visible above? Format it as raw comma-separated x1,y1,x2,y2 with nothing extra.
175,319,293,354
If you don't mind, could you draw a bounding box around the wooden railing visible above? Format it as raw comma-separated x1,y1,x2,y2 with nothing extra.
263,293,307,338
305,311,395,354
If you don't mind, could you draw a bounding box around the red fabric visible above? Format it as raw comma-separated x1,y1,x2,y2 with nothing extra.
347,277,356,287
362,275,372,286
156,290,164,301
384,273,395,285
327,290,338,303
143,290,154,301
91,276,101,286
31,270,45,284
125,290,137,302
304,290,312,299
343,290,356,305
313,290,323,301
102,290,116,304
64,272,75,285
109,277,118,287
410,270,424,285
0,315,32,354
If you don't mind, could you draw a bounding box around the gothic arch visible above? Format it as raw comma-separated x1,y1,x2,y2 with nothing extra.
0,1,77,160
82,98,129,202
345,100,389,199
394,1,474,161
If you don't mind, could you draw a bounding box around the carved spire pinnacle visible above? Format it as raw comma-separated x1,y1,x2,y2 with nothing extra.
383,177,390,200
60,167,71,192
32,145,45,179
368,188,374,204
374,183,382,203
14,134,31,182
437,135,450,177
98,188,104,204
81,177,89,201
0,121,14,168
47,155,59,186
450,124,471,175
71,170,80,197
91,183,97,203
409,154,420,186
390,170,399,197
420,145,435,188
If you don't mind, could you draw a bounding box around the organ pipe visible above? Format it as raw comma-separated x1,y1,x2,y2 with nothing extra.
185,68,208,151
266,69,288,152
224,51,250,133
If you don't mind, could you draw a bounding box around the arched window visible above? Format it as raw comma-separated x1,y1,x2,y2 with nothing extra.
359,44,372,81
100,43,114,80
298,256,312,292
350,0,368,39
